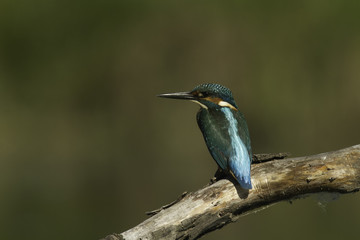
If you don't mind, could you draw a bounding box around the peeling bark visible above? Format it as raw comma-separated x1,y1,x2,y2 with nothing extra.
102,145,360,240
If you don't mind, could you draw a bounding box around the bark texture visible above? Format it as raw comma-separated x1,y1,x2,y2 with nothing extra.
102,145,360,240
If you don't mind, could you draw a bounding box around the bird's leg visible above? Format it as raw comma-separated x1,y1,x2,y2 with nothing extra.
210,168,227,184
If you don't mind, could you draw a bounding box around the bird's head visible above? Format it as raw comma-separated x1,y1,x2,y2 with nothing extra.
157,83,238,110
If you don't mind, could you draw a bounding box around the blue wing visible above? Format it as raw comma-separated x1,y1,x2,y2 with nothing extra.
221,108,252,189
197,107,252,189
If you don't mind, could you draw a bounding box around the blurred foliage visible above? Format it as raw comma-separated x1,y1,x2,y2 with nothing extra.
0,1,360,239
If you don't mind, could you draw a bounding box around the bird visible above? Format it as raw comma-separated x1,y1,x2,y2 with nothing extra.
157,83,252,189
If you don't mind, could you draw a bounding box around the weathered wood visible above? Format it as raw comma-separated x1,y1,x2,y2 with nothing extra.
102,145,360,240
252,152,290,163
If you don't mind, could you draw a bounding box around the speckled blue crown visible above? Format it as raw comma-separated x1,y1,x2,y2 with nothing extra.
192,83,238,108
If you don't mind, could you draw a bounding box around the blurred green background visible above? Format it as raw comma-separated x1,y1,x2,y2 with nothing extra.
1,1,360,239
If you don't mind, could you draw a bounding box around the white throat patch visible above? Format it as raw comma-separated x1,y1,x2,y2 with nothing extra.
191,100,208,109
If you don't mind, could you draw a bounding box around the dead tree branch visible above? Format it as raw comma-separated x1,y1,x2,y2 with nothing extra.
102,144,360,240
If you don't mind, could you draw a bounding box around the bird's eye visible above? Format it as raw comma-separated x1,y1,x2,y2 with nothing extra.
198,92,208,98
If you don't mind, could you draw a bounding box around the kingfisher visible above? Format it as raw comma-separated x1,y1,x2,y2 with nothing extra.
158,83,252,189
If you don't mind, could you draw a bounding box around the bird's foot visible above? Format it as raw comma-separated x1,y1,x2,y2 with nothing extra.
210,176,218,184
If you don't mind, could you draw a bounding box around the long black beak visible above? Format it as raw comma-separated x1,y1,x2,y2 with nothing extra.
157,92,196,100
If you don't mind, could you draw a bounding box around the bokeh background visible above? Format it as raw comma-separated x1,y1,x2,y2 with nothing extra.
1,1,360,239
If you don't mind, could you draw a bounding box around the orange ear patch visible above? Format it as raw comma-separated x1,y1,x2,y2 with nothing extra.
203,97,237,110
